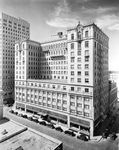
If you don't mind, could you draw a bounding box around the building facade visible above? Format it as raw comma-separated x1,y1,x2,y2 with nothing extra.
0,12,30,102
108,81,117,111
14,22,109,137
109,71,119,101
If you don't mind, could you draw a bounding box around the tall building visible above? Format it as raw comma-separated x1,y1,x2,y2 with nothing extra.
0,12,30,102
14,22,109,137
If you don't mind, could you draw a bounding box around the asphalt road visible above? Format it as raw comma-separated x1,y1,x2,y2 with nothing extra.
3,106,103,150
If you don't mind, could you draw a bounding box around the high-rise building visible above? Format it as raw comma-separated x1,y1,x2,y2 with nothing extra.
0,12,30,102
14,22,109,137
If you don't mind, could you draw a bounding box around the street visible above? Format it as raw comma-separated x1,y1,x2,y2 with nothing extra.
3,106,104,150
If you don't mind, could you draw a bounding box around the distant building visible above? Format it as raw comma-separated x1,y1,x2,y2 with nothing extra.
108,81,117,111
14,22,109,137
109,71,119,101
0,12,30,102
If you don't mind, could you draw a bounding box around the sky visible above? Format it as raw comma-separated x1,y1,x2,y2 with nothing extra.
0,0,119,71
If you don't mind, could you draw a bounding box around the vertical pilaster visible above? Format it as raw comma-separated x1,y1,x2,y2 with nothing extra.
67,115,70,128
67,94,70,128
90,121,94,138
75,95,77,115
82,96,84,116
0,90,3,120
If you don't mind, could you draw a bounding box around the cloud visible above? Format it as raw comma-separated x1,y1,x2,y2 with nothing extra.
96,14,119,31
108,24,119,31
46,0,119,30
46,0,78,28
46,17,78,28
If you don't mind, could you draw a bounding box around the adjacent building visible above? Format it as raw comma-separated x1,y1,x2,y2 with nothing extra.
14,22,109,137
109,71,119,101
0,12,30,102
108,81,117,111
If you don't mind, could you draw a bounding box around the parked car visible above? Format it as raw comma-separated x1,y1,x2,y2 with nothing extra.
77,134,88,141
55,126,63,132
27,116,32,121
14,111,18,115
39,121,47,126
9,109,14,114
64,130,75,137
47,123,55,129
31,116,39,123
102,132,109,138
6,103,13,107
22,114,27,118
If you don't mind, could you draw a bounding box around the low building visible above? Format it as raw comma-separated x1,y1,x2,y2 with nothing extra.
0,119,63,150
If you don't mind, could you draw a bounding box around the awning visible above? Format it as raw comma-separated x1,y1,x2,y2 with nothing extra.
37,112,47,117
16,102,25,108
49,114,67,122
80,130,90,136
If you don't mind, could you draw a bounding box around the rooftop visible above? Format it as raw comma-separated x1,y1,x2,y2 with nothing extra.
0,118,62,150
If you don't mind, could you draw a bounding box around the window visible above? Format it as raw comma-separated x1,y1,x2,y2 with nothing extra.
77,71,81,76
77,87,81,92
71,65,74,69
77,78,81,82
77,111,82,115
63,86,66,90
77,103,82,107
71,43,74,49
85,57,89,62
71,87,74,91
85,78,89,83
63,100,67,104
70,102,75,106
84,112,89,117
78,50,81,55
71,71,74,75
85,31,89,37
85,88,89,93
84,97,89,101
63,107,67,111
78,43,81,50
77,57,81,62
85,41,89,48
71,78,74,82
71,58,74,63
71,52,74,57
85,50,89,56
85,64,89,69
85,71,89,76
77,64,81,69
70,109,75,113
71,33,74,40
84,104,89,109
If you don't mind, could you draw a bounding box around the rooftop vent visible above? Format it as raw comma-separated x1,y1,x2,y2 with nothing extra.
57,32,63,38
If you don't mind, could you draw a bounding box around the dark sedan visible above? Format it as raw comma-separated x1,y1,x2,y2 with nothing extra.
47,123,55,129
55,126,63,132
39,121,47,126
64,130,75,137
77,134,89,141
